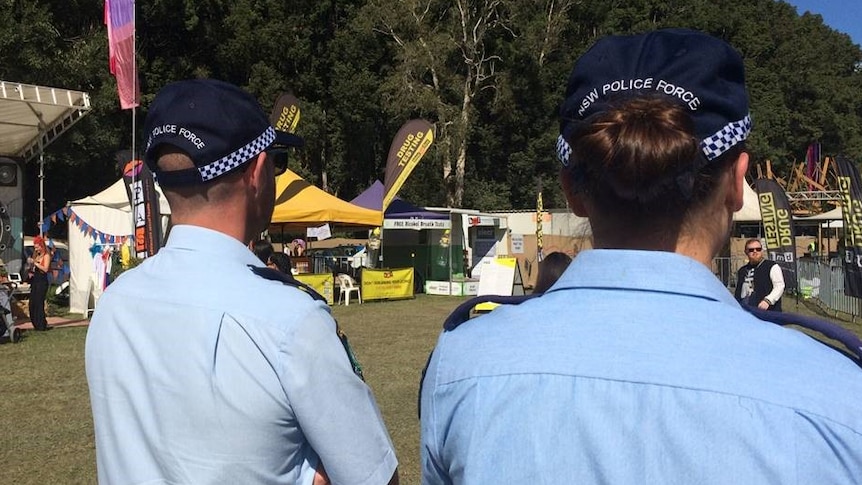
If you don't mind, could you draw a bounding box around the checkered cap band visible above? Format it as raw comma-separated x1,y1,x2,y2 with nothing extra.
556,134,572,167
557,114,751,168
198,126,275,181
701,114,751,161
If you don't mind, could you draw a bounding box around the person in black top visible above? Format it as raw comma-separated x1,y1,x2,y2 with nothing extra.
29,235,52,330
734,238,785,311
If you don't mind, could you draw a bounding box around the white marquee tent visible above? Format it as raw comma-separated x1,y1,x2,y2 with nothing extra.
734,182,846,225
67,179,170,315
733,182,762,222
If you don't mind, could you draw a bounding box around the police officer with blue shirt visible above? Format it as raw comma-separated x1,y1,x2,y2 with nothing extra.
86,79,399,485
420,30,862,484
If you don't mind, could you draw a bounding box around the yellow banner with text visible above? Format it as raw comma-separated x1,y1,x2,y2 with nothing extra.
361,268,414,301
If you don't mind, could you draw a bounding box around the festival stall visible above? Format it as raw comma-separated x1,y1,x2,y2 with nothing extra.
351,181,455,297
270,169,382,230
61,179,171,315
431,209,508,296
353,180,509,297
269,170,382,302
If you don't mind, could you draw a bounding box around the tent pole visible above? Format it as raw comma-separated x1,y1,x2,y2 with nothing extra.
451,213,457,294
132,107,136,161
38,150,45,236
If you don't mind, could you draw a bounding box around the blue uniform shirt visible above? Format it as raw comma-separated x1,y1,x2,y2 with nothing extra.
421,249,862,484
86,225,397,485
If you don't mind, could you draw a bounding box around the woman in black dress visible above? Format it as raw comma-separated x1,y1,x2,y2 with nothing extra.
29,235,51,331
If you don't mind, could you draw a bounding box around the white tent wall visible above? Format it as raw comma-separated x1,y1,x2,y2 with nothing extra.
68,179,170,315
733,182,762,222
68,203,134,314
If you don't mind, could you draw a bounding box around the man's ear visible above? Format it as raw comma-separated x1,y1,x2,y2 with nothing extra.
726,151,749,212
560,167,589,217
245,151,269,193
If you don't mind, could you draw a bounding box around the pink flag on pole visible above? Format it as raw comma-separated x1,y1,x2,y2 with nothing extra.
105,0,139,109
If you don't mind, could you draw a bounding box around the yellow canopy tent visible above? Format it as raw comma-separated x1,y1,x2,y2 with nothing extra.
269,169,383,230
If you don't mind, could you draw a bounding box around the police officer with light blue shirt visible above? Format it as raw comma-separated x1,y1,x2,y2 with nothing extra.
86,79,398,485
420,30,862,484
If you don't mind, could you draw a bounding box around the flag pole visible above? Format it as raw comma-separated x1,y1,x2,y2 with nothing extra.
131,0,137,161
536,178,544,264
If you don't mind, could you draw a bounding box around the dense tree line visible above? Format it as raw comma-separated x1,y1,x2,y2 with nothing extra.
2,0,861,232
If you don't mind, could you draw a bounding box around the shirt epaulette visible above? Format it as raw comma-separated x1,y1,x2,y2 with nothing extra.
248,265,327,303
744,305,862,369
248,265,365,380
442,293,539,331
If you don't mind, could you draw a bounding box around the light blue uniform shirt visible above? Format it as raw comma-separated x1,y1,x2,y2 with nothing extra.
86,226,397,485
421,249,862,484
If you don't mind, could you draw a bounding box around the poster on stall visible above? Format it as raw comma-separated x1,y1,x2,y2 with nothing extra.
361,267,414,301
294,273,334,305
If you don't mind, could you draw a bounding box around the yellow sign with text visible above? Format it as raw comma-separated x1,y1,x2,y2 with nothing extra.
361,268,415,301
295,273,335,306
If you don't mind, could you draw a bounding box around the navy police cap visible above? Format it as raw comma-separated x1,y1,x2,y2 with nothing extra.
557,29,751,167
143,79,303,187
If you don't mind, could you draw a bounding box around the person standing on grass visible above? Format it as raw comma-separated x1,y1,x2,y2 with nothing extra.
28,235,51,331
86,79,398,485
734,237,785,311
420,29,862,484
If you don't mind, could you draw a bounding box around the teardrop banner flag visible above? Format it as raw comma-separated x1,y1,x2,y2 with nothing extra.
834,155,862,297
270,93,301,133
120,156,162,258
382,119,434,213
754,178,797,292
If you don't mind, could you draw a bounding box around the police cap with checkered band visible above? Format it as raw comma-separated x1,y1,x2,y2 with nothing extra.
143,79,303,187
556,29,751,168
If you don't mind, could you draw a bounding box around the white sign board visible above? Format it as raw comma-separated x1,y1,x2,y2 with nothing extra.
307,223,332,240
383,219,451,230
477,257,517,297
510,234,524,254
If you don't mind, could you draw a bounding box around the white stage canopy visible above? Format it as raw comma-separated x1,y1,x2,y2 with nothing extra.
0,81,91,161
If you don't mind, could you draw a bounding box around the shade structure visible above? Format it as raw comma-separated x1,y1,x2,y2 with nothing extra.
270,169,383,230
351,180,448,220
0,81,91,161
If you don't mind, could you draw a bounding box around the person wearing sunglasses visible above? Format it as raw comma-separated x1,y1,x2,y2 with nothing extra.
735,237,785,311
86,79,398,485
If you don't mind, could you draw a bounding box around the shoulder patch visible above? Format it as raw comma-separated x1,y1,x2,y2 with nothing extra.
248,265,326,303
443,293,539,331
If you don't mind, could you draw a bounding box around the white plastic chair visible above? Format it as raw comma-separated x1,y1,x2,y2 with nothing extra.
337,273,362,306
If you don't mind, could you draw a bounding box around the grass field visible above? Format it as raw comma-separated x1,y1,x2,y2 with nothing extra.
0,294,859,484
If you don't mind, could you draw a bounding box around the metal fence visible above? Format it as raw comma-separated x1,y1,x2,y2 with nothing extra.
796,259,862,318
712,256,748,289
715,256,862,319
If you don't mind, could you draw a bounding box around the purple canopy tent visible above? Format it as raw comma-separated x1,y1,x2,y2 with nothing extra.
351,181,456,287
351,180,448,220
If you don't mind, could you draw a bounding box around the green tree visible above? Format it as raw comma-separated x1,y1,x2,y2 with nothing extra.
3,0,862,219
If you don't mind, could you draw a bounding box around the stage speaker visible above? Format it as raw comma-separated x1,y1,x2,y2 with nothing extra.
0,162,16,186
0,158,23,275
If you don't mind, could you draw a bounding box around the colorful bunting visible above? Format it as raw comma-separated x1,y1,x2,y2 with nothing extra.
39,206,133,244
